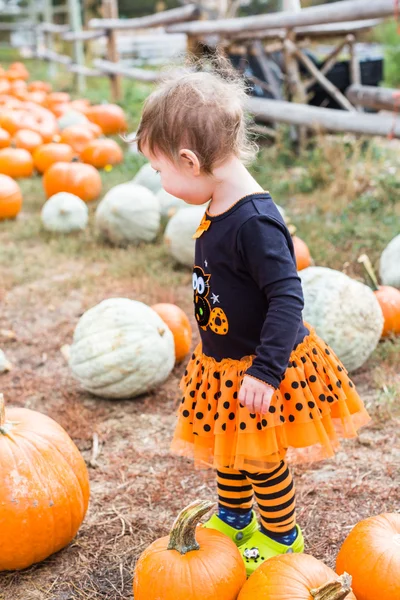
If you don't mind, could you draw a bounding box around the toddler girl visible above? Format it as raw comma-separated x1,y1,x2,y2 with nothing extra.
136,62,371,576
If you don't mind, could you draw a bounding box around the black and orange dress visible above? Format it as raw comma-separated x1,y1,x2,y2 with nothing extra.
171,192,371,473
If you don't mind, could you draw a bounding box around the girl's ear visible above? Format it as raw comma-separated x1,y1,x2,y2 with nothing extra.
179,149,201,176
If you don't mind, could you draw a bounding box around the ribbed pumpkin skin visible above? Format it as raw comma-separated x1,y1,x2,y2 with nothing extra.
238,554,357,600
151,303,192,362
0,147,33,178
80,139,123,168
13,129,43,153
86,104,127,135
60,125,95,154
292,235,312,271
336,513,400,600
134,527,246,600
0,174,22,219
0,127,10,149
374,286,400,336
33,143,75,173
43,162,102,202
0,407,90,571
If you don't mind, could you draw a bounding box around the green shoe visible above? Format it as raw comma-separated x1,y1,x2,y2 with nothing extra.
201,511,259,546
239,525,304,577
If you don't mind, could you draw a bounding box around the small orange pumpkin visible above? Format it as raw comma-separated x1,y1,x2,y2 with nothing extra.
0,174,22,219
86,103,128,135
0,147,33,178
336,513,400,600
292,235,312,271
0,393,90,571
7,62,29,80
28,80,52,93
43,161,102,202
151,303,192,362
238,554,356,600
60,125,95,154
13,129,43,153
70,98,91,114
85,122,103,138
0,127,10,149
0,79,11,95
46,92,70,108
33,142,75,173
80,138,123,169
134,500,246,600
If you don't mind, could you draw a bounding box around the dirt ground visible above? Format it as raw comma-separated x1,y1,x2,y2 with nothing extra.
0,255,399,600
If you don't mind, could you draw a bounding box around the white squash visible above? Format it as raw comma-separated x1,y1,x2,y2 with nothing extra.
95,182,160,245
0,349,12,373
157,188,188,219
164,206,206,268
69,298,175,399
133,162,162,194
57,110,89,131
379,234,400,288
299,266,384,372
41,192,89,233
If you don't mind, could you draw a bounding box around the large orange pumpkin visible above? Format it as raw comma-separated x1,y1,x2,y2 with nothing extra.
80,138,123,169
0,147,33,178
0,393,90,571
0,174,22,219
33,142,75,173
60,125,95,154
336,513,400,600
43,161,102,202
134,500,246,600
238,554,356,600
151,303,192,362
86,103,127,135
0,127,10,149
13,129,43,153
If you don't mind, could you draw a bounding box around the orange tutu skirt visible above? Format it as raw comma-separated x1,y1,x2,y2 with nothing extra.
171,327,371,472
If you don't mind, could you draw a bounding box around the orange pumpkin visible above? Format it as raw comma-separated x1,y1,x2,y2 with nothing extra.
7,62,29,80
0,128,10,149
134,500,246,600
151,303,192,362
46,92,70,108
336,513,400,600
43,161,102,202
0,174,22,219
80,138,123,169
0,393,90,571
0,79,11,95
33,142,75,173
13,129,43,153
0,104,57,142
238,554,356,600
9,79,28,100
60,125,95,154
86,122,103,138
70,98,90,114
26,90,48,106
0,147,33,178
28,80,52,93
293,235,312,271
86,103,128,135
51,102,72,118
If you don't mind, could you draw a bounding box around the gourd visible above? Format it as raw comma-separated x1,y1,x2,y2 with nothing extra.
336,513,400,600
380,234,400,288
133,162,163,194
0,147,33,178
151,303,192,362
69,298,175,399
164,206,206,267
13,129,43,153
43,162,102,203
95,183,160,245
86,103,127,135
134,500,246,600
0,174,22,219
60,125,95,154
238,554,356,600
58,110,89,130
41,192,89,233
299,266,383,371
157,188,187,219
80,138,123,169
33,142,75,173
0,393,90,571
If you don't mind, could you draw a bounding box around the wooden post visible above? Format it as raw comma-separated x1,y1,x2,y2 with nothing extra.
348,34,362,111
283,29,307,145
43,0,56,79
68,0,86,93
28,0,39,56
102,0,121,101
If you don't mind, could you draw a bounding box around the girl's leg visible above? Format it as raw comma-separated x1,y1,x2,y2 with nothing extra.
216,468,254,529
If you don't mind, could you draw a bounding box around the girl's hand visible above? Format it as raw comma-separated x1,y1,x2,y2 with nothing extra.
238,375,275,414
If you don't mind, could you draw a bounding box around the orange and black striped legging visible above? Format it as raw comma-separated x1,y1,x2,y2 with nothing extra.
217,460,296,533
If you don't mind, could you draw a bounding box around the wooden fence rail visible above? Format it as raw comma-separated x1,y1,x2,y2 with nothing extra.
88,4,201,31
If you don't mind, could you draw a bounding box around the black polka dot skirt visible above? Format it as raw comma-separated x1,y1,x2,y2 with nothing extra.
171,326,371,472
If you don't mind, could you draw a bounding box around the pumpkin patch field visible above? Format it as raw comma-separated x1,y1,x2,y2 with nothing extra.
0,55,399,600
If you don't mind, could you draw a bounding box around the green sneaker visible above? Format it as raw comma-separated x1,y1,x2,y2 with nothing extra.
239,525,304,576
201,511,259,546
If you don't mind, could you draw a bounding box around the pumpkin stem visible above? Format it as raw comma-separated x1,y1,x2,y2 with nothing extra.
358,254,379,292
167,499,215,555
0,393,5,428
310,573,353,600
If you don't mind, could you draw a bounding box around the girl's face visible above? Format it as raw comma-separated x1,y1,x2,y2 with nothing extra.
141,145,214,206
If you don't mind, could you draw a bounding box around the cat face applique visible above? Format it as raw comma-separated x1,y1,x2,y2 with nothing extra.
193,265,229,335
